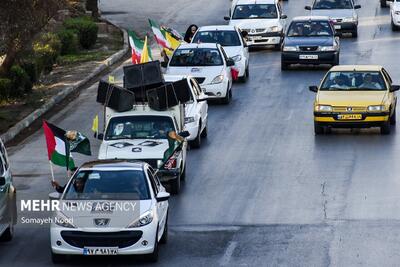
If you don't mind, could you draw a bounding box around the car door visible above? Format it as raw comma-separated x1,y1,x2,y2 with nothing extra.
237,28,249,67
190,78,208,130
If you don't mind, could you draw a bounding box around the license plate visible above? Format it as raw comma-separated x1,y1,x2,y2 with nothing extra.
338,114,362,120
334,25,341,30
83,247,118,255
299,55,318,60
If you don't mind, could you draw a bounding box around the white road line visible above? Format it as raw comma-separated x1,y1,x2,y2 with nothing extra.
220,241,238,266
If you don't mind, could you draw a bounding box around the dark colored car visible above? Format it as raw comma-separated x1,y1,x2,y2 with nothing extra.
281,16,340,70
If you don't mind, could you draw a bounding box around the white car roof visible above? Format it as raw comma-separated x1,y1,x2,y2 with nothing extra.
197,25,237,32
234,0,277,5
178,43,220,49
79,160,145,171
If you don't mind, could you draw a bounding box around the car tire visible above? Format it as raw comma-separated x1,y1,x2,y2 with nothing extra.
181,162,186,181
0,224,13,242
381,0,387,7
201,123,208,138
281,61,289,71
190,122,201,149
274,43,281,51
160,214,168,244
170,173,181,195
51,251,66,264
239,66,248,83
390,108,396,125
314,122,324,135
146,231,159,262
221,88,231,104
352,29,358,38
392,20,398,31
380,121,391,135
332,54,340,66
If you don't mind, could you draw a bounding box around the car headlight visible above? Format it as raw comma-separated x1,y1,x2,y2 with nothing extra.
367,105,385,112
316,105,333,112
55,211,76,228
157,159,164,168
231,55,242,62
319,46,336,51
127,210,154,228
184,116,195,124
211,75,224,84
283,46,297,52
342,17,356,23
269,26,279,32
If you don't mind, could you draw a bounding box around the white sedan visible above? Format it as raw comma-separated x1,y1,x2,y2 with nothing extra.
192,25,250,82
50,160,169,263
166,43,234,104
391,0,400,31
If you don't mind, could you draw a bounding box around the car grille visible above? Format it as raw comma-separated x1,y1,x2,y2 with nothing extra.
241,28,251,33
255,28,265,33
61,231,143,248
332,106,366,112
299,46,319,52
194,77,206,84
141,159,159,168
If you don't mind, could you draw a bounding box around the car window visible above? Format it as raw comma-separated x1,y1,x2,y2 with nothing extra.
321,71,387,91
287,21,333,37
220,47,230,63
313,0,353,9
381,68,393,84
148,166,161,188
232,4,278,19
170,48,223,67
63,170,151,200
146,169,159,195
192,31,241,47
190,79,201,97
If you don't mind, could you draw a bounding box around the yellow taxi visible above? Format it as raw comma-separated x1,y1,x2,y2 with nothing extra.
310,65,399,134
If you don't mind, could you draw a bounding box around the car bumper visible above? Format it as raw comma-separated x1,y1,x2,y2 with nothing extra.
184,122,199,141
50,222,157,255
201,80,229,98
314,112,389,128
333,22,357,33
282,51,338,65
245,32,283,46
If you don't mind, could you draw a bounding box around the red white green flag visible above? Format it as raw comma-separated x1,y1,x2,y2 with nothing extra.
149,19,169,49
43,121,75,170
128,30,153,64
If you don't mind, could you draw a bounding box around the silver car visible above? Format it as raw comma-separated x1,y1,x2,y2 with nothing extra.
305,0,361,37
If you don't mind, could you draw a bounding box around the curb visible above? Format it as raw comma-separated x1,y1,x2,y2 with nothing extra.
1,25,129,144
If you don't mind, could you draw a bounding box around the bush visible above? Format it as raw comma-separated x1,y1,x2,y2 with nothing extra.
8,65,32,97
33,32,62,73
64,16,98,49
20,61,39,84
57,29,79,55
0,78,12,100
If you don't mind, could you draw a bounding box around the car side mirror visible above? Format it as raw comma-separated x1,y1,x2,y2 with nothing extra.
281,14,287,19
227,58,235,67
309,86,318,92
305,6,312,10
0,177,5,186
161,61,168,68
96,133,104,140
49,192,61,200
390,85,400,92
179,130,190,138
156,191,170,202
354,4,361,9
224,16,230,21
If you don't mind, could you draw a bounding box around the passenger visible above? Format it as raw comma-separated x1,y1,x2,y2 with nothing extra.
360,74,381,89
310,23,329,35
51,167,79,193
184,24,198,43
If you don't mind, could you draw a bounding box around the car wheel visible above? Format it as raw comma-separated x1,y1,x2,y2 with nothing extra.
390,108,396,125
201,123,208,138
352,29,358,38
381,0,387,7
380,121,391,135
281,61,289,71
274,43,281,51
170,173,181,194
332,54,340,66
239,67,248,83
221,88,231,104
146,231,159,262
190,122,201,149
0,224,13,242
314,122,325,135
181,162,186,181
160,214,168,244
51,251,66,264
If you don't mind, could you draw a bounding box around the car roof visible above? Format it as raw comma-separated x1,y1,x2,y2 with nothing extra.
329,65,383,72
235,0,277,5
79,160,146,171
197,25,237,32
292,16,330,22
178,43,220,49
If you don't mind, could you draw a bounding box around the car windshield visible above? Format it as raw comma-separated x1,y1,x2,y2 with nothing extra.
287,21,333,37
63,170,150,200
320,71,387,91
313,0,353,9
232,4,278,19
192,31,241,47
169,48,223,66
105,116,175,140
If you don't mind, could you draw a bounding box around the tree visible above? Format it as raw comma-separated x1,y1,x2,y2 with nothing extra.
0,0,64,76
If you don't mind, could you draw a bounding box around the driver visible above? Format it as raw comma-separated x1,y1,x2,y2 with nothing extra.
151,121,172,138
310,23,329,35
331,75,349,89
360,74,381,89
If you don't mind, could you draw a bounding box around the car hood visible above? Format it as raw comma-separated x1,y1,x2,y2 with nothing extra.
229,18,280,30
98,139,169,160
285,36,333,46
222,46,243,58
317,91,387,106
59,199,152,229
166,66,224,84
311,9,355,18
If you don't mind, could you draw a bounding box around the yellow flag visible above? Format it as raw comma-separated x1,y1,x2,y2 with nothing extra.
140,36,150,63
165,31,181,56
108,75,115,83
92,115,99,133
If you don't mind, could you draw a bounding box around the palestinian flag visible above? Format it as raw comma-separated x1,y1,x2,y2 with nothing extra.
149,19,169,49
43,121,75,170
128,30,153,64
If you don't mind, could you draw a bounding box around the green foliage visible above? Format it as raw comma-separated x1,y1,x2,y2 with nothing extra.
20,60,39,83
57,28,79,55
0,78,12,100
64,16,98,49
33,32,61,73
8,65,32,97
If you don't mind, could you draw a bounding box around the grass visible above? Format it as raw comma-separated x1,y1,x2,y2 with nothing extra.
57,50,114,65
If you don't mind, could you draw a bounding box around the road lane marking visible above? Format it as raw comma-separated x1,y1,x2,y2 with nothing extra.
220,241,238,266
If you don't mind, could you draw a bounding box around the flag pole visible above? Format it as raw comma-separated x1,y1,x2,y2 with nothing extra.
49,161,55,182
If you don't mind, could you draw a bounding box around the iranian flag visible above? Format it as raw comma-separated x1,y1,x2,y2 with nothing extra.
149,19,169,49
128,30,153,64
43,121,75,170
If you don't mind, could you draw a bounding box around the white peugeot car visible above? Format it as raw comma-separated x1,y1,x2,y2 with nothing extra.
225,0,287,49
391,0,400,31
192,25,250,82
165,43,234,104
164,75,208,148
50,160,169,263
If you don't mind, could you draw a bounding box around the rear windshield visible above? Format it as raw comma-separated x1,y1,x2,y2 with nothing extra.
287,21,333,37
313,0,353,9
321,71,387,91
232,4,278,19
63,170,150,200
192,31,241,47
170,48,223,67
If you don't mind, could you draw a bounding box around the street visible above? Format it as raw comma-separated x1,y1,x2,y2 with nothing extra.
2,0,400,266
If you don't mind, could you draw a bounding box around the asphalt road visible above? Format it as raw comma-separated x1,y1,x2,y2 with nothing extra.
2,0,400,266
